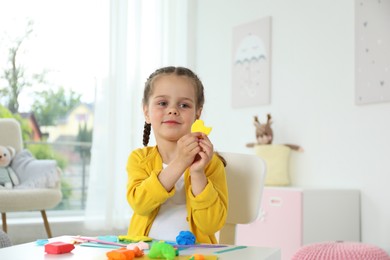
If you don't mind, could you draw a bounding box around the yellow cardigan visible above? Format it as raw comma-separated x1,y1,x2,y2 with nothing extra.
126,146,228,244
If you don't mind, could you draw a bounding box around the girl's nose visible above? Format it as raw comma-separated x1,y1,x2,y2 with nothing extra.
168,105,179,115
168,110,178,115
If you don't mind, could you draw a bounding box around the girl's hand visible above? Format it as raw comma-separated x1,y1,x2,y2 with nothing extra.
176,132,203,169
189,133,213,196
158,133,202,192
190,133,214,173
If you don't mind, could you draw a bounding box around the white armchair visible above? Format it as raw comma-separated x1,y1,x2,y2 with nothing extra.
0,118,62,238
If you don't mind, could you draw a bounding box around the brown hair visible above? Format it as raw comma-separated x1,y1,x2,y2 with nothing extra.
142,66,205,146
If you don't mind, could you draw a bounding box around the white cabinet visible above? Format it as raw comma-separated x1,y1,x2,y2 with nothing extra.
236,187,360,260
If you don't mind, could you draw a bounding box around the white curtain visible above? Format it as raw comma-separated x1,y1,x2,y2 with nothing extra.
84,0,195,231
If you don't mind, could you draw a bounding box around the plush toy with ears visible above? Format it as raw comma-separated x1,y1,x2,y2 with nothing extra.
0,145,20,188
246,114,303,152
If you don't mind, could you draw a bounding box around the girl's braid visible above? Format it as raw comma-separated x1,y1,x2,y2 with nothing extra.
142,122,151,147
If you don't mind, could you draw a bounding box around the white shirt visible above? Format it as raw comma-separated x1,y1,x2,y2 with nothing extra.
148,164,189,242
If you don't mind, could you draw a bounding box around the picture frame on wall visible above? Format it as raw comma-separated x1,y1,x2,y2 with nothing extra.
231,16,272,108
355,0,390,105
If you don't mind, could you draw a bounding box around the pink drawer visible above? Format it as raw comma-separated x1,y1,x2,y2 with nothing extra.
236,188,303,260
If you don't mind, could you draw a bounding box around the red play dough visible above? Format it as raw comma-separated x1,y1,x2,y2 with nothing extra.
45,242,75,254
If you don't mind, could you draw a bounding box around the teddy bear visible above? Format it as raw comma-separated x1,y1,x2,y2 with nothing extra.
0,145,20,189
246,114,303,151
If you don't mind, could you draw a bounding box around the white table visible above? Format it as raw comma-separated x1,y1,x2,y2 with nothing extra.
0,236,281,260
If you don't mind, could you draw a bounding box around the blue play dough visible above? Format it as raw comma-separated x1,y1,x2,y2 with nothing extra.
97,235,118,242
36,239,49,246
176,231,196,245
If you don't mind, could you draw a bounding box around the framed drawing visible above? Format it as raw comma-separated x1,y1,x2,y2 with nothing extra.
355,0,390,105
232,17,272,108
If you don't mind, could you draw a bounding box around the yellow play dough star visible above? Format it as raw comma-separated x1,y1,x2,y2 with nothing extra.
191,119,212,135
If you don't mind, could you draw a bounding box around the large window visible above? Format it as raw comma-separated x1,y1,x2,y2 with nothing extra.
0,0,107,212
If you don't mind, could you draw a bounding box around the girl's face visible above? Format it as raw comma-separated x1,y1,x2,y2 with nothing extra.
144,74,202,143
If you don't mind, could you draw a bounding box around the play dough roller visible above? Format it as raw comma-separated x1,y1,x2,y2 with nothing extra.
191,120,212,135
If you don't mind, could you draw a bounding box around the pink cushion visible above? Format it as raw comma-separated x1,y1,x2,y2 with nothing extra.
292,241,390,260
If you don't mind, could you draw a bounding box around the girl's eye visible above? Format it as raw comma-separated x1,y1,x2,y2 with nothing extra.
179,103,190,108
157,101,168,106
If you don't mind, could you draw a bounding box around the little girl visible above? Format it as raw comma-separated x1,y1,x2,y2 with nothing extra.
126,66,228,244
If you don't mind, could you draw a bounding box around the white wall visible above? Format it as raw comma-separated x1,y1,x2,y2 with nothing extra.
195,0,390,253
